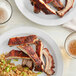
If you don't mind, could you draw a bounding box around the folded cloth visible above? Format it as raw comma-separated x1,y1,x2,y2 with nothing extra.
62,18,76,31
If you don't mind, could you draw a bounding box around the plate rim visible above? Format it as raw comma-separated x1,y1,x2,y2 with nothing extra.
14,0,76,26
0,26,63,76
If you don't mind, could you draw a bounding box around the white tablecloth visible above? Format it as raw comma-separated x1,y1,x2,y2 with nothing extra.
0,0,76,76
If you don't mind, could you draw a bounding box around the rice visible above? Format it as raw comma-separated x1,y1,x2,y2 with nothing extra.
0,54,38,76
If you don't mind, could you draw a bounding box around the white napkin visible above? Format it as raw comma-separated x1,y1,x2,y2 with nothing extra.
62,18,76,31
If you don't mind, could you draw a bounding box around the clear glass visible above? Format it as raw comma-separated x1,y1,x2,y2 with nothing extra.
0,0,12,26
64,32,76,59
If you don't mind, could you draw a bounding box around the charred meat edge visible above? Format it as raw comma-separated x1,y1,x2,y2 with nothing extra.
44,0,53,3
34,40,45,71
30,0,40,13
57,0,74,17
22,59,34,70
56,0,64,8
34,5,41,13
52,0,64,10
8,35,37,46
17,45,43,71
43,0,64,10
31,0,56,14
43,48,55,75
5,50,34,70
5,50,30,59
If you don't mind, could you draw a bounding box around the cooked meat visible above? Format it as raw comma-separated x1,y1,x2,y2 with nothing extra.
30,0,41,13
30,0,34,5
52,0,64,10
43,0,53,3
43,48,55,75
22,59,34,70
57,0,74,17
5,50,30,59
8,35,37,46
34,5,40,13
17,45,43,71
56,0,64,8
0,54,38,76
31,0,56,14
34,40,45,71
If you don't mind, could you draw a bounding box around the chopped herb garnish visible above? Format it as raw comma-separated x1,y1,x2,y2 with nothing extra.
21,72,26,76
13,59,18,61
0,65,4,68
7,60,11,63
37,72,42,75
5,66,10,72
1,59,6,64
12,67,16,71
25,67,29,70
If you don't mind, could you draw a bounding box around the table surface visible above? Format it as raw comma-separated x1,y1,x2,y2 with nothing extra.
0,0,76,76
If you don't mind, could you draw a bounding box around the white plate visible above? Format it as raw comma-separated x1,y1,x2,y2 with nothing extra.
14,0,76,26
0,27,63,76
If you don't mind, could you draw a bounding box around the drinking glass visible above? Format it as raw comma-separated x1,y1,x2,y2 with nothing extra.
64,32,76,59
0,0,12,27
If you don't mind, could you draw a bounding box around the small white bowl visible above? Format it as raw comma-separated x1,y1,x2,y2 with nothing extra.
64,32,76,59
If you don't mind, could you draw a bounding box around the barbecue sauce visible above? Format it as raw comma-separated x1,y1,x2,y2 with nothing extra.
68,40,76,56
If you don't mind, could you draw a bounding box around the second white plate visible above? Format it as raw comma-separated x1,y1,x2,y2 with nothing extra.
15,0,76,26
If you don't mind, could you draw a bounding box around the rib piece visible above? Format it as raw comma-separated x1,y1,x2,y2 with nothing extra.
5,50,30,59
43,48,55,75
31,0,56,14
56,0,64,8
43,0,53,3
30,0,34,5
8,35,37,46
22,59,34,70
17,45,43,71
30,0,41,13
57,0,74,17
34,40,45,71
34,5,40,13
52,0,64,10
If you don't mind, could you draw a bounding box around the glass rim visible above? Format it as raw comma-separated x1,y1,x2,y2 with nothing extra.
64,31,76,59
0,0,13,25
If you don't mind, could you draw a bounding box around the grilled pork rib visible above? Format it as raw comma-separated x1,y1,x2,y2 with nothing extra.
52,0,64,10
5,50,30,59
43,0,53,3
22,59,34,70
31,0,56,14
30,0,41,13
43,48,55,75
57,0,74,17
35,40,45,71
17,45,43,71
34,5,40,13
56,0,64,8
8,35,37,46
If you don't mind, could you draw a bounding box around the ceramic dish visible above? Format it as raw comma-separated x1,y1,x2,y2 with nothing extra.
15,0,76,26
0,27,63,76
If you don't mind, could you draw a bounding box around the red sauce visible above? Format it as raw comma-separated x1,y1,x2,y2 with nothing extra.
68,40,76,56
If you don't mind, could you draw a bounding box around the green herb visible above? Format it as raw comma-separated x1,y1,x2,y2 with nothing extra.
13,59,18,61
25,67,29,70
7,60,11,63
1,60,6,64
12,67,16,71
21,72,26,76
5,66,10,72
37,72,42,75
0,65,4,68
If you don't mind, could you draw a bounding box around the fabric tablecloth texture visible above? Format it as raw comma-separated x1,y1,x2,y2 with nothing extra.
62,18,76,31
